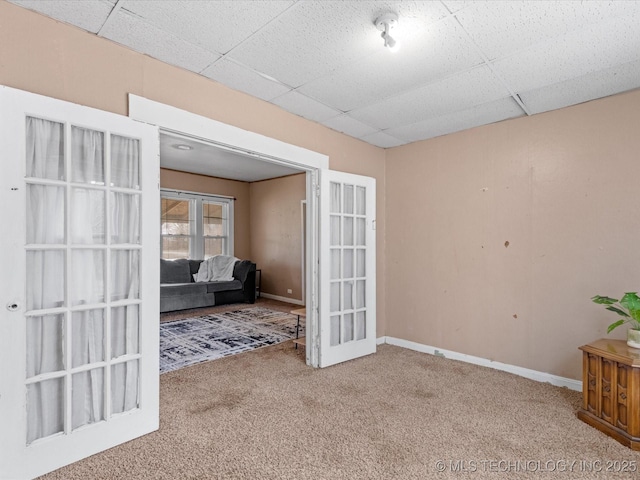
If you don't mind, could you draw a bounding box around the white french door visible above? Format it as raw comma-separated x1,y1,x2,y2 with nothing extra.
0,86,160,480
318,170,376,367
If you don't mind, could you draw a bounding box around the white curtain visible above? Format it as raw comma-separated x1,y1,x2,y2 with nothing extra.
26,120,140,443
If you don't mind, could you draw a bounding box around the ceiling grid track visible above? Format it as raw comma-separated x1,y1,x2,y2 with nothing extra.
452,14,532,116
97,0,124,36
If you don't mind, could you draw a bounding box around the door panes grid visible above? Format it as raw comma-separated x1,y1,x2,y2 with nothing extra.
24,116,143,445
329,182,367,347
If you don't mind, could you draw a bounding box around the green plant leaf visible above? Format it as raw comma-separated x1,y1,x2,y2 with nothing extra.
591,295,618,305
620,292,640,321
607,319,626,334
605,306,630,317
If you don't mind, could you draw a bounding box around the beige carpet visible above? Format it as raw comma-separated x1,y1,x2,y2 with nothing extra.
40,343,640,479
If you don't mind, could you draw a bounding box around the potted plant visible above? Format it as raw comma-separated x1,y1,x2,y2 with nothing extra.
591,292,640,348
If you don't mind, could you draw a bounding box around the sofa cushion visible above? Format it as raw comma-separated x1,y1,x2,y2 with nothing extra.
232,260,255,282
205,280,242,294
188,260,203,281
160,258,192,284
160,283,208,297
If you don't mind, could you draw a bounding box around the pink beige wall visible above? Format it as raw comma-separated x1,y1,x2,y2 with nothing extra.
385,88,640,380
250,174,306,302
0,1,386,336
160,169,251,260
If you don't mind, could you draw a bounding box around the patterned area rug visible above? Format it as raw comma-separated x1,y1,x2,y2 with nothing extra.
160,307,304,374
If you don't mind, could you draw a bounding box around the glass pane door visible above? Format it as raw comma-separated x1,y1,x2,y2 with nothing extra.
25,116,143,443
320,170,376,368
0,86,159,480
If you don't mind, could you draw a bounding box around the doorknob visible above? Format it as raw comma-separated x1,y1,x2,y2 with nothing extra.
6,302,19,312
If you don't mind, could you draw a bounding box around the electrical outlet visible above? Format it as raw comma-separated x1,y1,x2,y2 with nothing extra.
287,289,293,294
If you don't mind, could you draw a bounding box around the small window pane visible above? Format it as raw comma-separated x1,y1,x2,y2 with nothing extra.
356,249,366,277
111,360,139,414
330,315,340,346
331,249,340,280
356,218,366,246
72,368,105,429
161,199,191,235
204,237,224,258
330,216,341,246
111,250,140,301
71,126,104,185
356,280,366,309
343,217,354,246
162,236,190,259
71,250,105,306
344,313,354,342
111,193,140,244
111,305,140,358
26,315,65,377
71,188,105,244
111,135,140,189
330,182,341,213
27,184,66,244
356,186,366,215
330,282,341,313
344,281,353,310
27,378,65,444
26,117,64,181
356,311,366,340
343,248,353,278
203,203,225,236
344,185,354,214
72,309,104,367
27,250,65,310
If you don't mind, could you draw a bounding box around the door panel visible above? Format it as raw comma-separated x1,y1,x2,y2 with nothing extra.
319,170,376,367
0,86,159,479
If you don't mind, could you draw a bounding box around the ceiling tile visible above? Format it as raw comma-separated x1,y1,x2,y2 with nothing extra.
358,131,405,149
349,65,511,130
202,59,291,101
321,114,378,138
492,15,640,94
297,15,484,112
271,91,341,123
100,9,220,73
227,1,449,88
519,58,640,115
119,0,294,54
440,1,473,14
9,0,115,33
456,0,640,62
386,97,524,143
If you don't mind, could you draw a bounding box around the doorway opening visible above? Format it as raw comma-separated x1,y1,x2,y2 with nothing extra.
128,95,328,367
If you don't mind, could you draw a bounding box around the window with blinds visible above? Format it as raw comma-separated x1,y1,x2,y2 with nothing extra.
160,190,233,260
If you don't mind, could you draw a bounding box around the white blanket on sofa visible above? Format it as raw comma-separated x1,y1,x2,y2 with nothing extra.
195,255,239,282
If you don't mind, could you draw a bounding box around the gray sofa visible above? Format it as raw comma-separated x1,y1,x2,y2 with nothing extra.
160,258,256,313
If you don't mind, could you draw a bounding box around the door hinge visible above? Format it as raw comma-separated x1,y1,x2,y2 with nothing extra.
315,184,320,197
372,219,377,230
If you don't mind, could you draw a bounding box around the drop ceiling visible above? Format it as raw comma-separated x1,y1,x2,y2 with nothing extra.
9,0,640,150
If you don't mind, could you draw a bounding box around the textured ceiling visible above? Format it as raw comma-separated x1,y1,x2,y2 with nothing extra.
9,0,640,148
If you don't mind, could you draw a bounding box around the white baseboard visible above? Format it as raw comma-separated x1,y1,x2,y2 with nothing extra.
259,292,304,306
381,336,582,391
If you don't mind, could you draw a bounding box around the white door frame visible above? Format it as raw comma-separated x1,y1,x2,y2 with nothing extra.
128,95,327,366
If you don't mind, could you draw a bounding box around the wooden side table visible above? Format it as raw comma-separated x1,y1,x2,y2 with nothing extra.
291,308,306,349
578,339,640,450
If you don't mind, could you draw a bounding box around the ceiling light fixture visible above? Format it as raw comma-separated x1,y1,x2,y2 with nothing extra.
375,12,400,53
172,144,193,151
